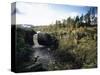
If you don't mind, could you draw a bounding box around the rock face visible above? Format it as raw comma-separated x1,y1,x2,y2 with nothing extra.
37,33,58,48
24,28,36,46
15,25,37,71
17,25,37,45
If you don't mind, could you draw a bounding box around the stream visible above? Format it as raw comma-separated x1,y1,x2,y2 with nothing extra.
30,33,55,70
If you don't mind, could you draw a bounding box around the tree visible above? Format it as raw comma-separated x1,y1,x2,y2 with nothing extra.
84,10,91,26
90,7,97,25
62,19,67,27
56,20,62,27
66,17,75,28
75,16,80,23
80,14,84,23
75,16,80,28
84,7,97,26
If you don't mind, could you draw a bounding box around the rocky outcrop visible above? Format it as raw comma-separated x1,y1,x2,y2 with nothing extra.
37,33,58,49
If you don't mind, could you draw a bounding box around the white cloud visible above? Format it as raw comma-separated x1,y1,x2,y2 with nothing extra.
16,3,56,25
14,2,79,26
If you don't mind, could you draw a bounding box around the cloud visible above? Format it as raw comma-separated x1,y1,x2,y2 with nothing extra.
16,2,57,25
14,2,81,26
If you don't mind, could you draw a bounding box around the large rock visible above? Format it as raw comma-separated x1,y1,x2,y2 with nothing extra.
37,33,58,48
16,26,36,46
24,28,36,45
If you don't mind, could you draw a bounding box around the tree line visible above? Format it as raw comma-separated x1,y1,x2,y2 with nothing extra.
55,7,97,28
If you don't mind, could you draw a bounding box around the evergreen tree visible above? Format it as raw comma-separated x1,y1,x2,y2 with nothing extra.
56,20,62,27
62,19,67,27
75,16,80,28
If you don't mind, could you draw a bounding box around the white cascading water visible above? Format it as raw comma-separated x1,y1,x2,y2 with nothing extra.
33,33,44,48
33,33,40,47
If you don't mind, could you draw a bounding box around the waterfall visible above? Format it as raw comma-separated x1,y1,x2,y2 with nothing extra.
33,33,43,48
34,34,39,46
33,34,39,47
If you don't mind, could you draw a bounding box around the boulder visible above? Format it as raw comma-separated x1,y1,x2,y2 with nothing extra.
17,26,36,45
37,33,58,48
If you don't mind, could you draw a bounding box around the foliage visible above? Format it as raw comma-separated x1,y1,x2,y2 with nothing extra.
34,7,97,69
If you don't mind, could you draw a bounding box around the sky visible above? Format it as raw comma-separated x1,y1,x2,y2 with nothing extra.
11,2,95,26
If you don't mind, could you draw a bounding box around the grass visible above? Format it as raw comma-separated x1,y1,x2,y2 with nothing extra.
34,25,97,69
